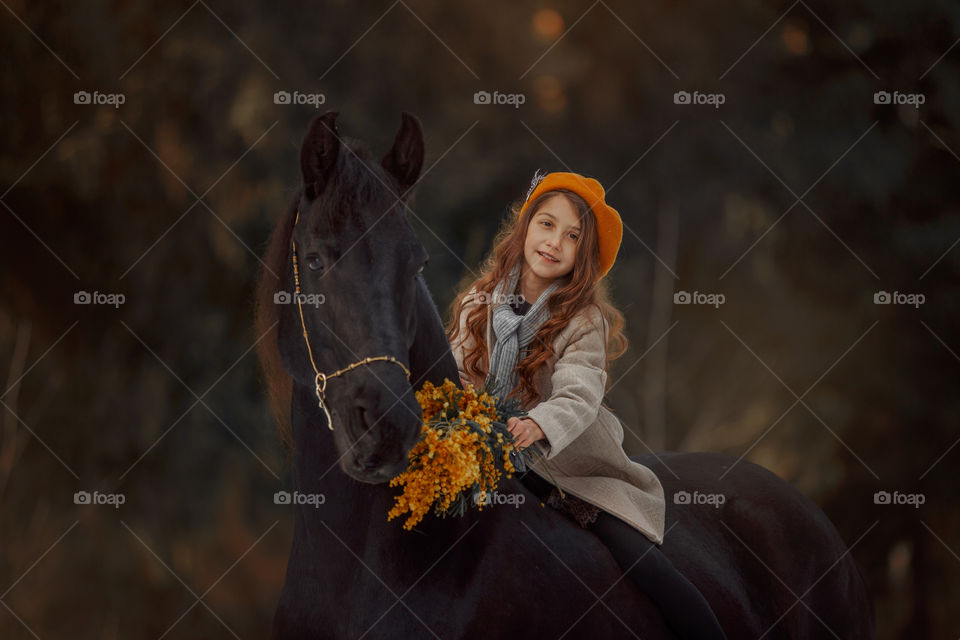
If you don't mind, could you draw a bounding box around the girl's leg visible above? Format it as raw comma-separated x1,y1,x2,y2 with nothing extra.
519,470,727,639
588,510,728,640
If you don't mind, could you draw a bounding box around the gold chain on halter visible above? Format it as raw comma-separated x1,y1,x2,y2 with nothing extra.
290,208,411,430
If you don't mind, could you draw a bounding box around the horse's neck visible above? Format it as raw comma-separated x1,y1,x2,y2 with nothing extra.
408,278,461,388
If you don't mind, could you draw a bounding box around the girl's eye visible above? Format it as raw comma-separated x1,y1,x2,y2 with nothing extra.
569,234,579,240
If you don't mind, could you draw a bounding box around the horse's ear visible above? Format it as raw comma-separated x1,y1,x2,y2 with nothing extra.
300,111,341,200
382,112,424,195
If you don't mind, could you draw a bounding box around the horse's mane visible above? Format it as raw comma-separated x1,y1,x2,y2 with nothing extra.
255,189,299,455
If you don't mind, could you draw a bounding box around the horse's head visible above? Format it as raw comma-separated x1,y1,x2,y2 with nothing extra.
278,110,428,483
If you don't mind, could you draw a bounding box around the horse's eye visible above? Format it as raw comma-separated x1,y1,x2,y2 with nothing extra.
416,259,428,277
306,255,323,272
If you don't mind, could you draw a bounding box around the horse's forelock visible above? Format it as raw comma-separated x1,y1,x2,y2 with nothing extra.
328,137,403,226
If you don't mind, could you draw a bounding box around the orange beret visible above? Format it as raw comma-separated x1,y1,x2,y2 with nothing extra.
519,171,622,278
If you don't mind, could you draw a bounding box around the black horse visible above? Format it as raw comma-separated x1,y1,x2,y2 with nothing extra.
255,111,875,639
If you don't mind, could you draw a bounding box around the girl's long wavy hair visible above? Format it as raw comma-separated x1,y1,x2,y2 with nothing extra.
446,188,628,408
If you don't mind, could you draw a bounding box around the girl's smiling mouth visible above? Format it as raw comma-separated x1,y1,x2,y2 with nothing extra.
537,250,559,263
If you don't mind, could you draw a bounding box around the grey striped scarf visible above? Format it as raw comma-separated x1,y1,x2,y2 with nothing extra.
486,261,561,401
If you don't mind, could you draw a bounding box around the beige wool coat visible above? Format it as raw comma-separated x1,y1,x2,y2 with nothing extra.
451,290,666,545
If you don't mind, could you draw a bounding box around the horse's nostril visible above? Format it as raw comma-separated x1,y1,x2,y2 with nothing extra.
357,455,381,471
357,396,383,426
357,405,376,430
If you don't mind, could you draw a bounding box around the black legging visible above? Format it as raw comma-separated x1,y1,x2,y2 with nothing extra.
520,470,728,639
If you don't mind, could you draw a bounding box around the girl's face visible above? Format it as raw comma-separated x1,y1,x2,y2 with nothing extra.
523,193,581,281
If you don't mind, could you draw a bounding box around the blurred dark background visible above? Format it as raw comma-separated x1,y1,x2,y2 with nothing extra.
1,0,958,637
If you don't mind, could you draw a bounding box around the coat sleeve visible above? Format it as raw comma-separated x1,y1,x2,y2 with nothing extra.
450,291,479,387
525,308,608,459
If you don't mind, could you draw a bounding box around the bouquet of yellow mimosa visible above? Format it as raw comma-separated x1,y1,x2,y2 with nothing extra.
387,376,562,530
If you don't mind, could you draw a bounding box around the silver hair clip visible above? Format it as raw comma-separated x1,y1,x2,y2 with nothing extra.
524,168,548,202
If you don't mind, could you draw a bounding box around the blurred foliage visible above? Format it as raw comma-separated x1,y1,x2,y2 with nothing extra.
1,0,958,637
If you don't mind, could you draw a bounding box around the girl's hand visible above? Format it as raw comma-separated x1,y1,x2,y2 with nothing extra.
506,416,545,449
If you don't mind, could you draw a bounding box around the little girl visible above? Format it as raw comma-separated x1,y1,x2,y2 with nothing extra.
447,171,728,639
